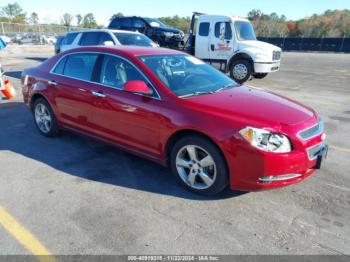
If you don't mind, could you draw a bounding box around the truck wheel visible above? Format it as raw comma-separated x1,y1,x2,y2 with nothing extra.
253,73,268,79
230,59,252,84
170,136,228,195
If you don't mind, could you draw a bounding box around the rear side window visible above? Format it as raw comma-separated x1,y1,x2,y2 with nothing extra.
120,18,132,28
109,18,122,29
79,32,101,46
62,33,78,45
99,33,114,45
53,56,67,74
214,22,232,40
63,53,98,81
198,22,210,37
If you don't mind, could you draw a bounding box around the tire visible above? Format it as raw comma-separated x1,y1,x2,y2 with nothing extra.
230,59,252,84
33,98,60,137
170,136,229,195
253,73,268,79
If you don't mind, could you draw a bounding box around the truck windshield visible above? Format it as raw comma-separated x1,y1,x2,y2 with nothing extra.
144,18,167,28
234,21,257,41
139,54,238,98
114,33,156,47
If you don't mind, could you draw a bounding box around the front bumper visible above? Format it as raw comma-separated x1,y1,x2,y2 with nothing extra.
227,137,327,191
254,61,280,73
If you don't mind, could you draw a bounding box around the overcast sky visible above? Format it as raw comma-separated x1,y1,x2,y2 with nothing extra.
5,0,350,25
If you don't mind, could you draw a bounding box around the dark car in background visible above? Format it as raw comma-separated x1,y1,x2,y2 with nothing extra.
108,16,185,48
55,35,64,54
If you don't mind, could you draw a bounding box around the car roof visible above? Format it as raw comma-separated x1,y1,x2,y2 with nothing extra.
63,46,184,57
66,29,142,35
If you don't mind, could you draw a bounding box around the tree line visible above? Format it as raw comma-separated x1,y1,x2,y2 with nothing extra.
0,2,100,28
248,9,350,37
1,2,350,37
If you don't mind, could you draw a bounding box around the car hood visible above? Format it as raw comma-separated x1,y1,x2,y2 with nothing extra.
183,85,315,128
238,40,281,52
157,27,183,34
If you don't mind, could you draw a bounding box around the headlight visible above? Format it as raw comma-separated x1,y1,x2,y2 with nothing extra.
255,53,269,60
163,32,174,38
239,127,292,153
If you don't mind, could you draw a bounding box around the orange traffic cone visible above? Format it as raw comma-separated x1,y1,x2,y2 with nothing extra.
1,80,16,100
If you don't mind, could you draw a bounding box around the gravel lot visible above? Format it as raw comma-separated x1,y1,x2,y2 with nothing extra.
0,46,349,255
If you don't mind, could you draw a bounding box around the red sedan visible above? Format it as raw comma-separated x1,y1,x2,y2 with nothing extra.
22,46,327,195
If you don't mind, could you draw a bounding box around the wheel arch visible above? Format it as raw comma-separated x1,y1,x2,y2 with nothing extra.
30,93,48,111
164,129,230,174
30,93,57,118
228,52,254,72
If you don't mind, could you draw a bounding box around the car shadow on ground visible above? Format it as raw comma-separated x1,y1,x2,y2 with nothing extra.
0,102,246,200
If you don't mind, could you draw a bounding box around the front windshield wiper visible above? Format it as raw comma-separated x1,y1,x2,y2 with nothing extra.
179,91,215,98
214,84,236,93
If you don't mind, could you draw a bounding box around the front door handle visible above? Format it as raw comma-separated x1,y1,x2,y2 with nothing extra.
92,91,107,98
48,80,57,86
211,44,215,51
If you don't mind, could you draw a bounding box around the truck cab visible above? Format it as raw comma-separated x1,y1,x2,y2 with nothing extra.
186,13,282,83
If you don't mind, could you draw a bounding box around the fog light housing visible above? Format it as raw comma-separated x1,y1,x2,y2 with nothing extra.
259,174,302,183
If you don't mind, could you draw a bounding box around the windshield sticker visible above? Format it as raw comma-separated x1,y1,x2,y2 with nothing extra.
185,56,205,65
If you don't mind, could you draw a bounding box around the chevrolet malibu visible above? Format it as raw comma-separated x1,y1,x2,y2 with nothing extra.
22,46,327,195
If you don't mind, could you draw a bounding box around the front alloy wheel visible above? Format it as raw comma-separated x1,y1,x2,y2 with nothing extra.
176,145,217,190
171,136,228,195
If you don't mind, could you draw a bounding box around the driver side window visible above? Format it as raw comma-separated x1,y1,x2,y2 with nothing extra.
214,22,232,40
99,55,147,90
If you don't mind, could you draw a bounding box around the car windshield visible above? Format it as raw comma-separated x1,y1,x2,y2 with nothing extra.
144,18,167,28
235,21,257,41
114,33,155,47
139,54,238,98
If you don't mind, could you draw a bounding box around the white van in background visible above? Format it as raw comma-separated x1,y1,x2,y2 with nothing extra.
59,29,158,53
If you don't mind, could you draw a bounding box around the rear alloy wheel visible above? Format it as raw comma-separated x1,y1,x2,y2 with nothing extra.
171,136,228,195
230,59,252,84
33,98,59,137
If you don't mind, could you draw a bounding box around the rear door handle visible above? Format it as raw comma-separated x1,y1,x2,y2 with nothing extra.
92,91,107,98
48,80,57,86
210,44,215,51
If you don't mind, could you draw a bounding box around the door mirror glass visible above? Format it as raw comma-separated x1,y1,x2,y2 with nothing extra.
124,80,153,96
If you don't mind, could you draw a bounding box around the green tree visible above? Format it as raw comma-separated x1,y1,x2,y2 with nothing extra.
2,2,26,23
76,14,82,26
110,12,124,21
29,12,39,24
82,13,97,28
159,15,191,33
61,13,74,27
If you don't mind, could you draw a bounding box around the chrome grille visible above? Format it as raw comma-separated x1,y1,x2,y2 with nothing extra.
307,143,325,160
298,120,324,141
273,51,281,61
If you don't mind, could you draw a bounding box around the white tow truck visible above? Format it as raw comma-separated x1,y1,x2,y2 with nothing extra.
183,12,282,83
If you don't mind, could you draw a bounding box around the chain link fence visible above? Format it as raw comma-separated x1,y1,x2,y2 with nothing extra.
0,22,86,45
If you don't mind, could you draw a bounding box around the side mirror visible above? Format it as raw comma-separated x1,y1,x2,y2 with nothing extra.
124,80,153,96
103,41,114,46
